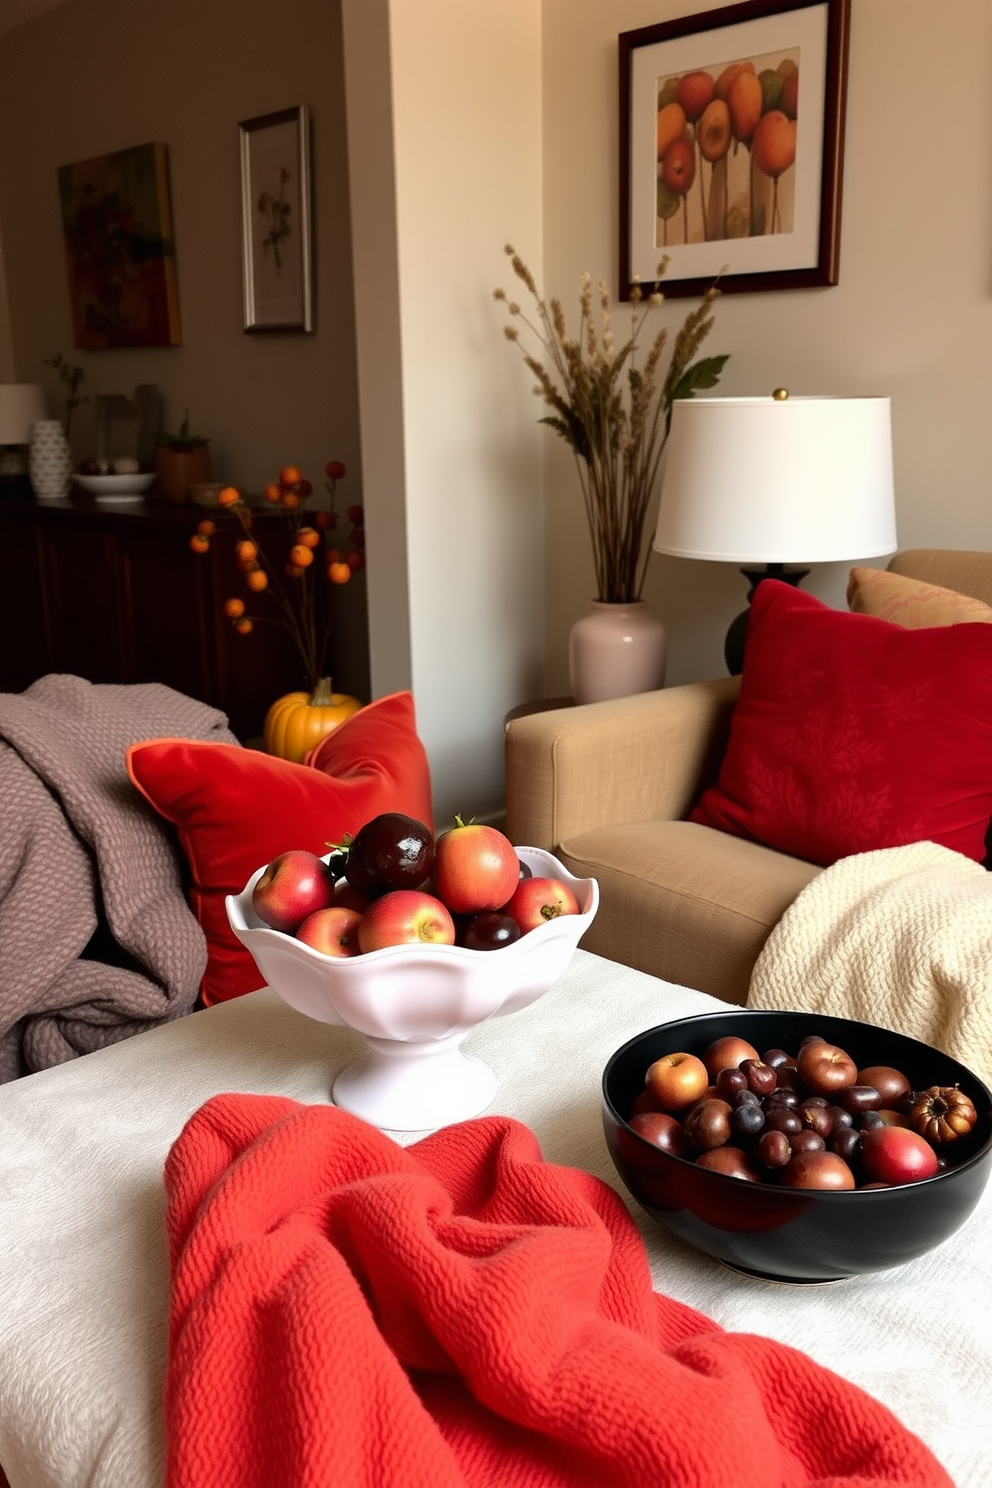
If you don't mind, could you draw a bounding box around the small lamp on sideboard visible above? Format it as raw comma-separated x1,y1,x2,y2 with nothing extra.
0,383,48,499
653,390,897,673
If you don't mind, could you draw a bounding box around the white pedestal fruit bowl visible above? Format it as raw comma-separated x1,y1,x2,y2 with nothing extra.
226,846,598,1131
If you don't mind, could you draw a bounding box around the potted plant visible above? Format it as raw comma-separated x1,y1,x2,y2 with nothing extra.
155,410,212,503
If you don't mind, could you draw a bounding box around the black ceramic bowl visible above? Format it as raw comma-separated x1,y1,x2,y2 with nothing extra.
602,1009,992,1283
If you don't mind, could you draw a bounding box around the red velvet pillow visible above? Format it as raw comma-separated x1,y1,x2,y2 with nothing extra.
126,692,433,1005
690,581,992,867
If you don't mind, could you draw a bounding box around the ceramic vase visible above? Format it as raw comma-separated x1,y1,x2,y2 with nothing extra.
568,600,667,705
29,419,73,501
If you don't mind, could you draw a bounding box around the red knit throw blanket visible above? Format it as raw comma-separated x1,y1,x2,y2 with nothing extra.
163,1099,952,1488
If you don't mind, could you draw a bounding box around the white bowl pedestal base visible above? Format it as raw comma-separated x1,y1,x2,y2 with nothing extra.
332,1031,499,1131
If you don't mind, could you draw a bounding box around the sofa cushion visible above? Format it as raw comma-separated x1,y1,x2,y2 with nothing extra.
690,579,992,867
559,820,820,1006
126,692,433,1006
847,566,992,627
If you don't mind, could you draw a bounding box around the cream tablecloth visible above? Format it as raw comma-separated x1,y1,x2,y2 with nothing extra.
0,949,988,1487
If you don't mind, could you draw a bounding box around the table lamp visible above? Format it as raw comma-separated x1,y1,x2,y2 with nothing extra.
653,391,897,673
0,382,48,498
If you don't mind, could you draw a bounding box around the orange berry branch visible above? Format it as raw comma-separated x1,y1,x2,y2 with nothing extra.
190,460,365,696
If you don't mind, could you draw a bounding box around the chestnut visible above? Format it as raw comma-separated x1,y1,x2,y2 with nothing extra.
799,1101,834,1139
835,1084,883,1116
858,1064,912,1106
756,1129,792,1169
764,1088,800,1110
830,1127,862,1164
789,1129,826,1155
715,1067,749,1099
741,1058,778,1096
684,1098,732,1151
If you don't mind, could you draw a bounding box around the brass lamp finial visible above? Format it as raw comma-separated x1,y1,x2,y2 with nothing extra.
772,387,789,401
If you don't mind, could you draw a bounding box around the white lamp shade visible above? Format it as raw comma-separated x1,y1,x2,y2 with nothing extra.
653,395,897,564
0,383,48,445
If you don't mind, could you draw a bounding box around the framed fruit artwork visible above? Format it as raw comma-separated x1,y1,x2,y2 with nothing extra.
619,0,851,298
57,141,182,348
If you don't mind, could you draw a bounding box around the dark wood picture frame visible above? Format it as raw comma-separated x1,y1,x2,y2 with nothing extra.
239,105,313,332
619,0,851,299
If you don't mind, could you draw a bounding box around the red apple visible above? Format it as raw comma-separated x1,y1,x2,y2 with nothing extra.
645,1051,709,1111
356,889,456,952
780,1151,856,1190
295,905,363,958
860,1126,939,1185
629,1110,690,1157
432,817,520,914
700,1035,760,1081
252,849,335,934
502,876,580,933
797,1040,858,1096
696,1147,760,1181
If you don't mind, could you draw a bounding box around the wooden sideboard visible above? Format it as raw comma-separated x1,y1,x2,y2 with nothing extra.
0,492,327,741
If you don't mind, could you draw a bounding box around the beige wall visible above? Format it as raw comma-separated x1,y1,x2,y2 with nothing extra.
0,0,369,693
343,0,545,824
541,0,992,688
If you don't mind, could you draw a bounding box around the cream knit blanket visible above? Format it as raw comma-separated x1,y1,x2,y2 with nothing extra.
747,841,992,1089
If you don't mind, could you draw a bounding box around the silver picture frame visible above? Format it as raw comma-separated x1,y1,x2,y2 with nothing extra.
239,104,313,332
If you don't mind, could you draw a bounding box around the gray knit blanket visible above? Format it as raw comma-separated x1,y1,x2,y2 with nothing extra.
0,675,237,1082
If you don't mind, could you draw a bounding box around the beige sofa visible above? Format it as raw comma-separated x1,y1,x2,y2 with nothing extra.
504,550,992,1006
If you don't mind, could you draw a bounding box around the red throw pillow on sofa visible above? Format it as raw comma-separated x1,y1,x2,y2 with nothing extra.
126,692,433,1005
690,580,992,867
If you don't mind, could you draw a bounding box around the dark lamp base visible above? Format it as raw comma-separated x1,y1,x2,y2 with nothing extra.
0,472,35,501
725,563,810,675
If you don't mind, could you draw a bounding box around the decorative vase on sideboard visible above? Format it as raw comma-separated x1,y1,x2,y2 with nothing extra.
29,419,73,501
155,443,212,504
568,600,667,705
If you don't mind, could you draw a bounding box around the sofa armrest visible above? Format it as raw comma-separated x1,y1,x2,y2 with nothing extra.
504,676,740,850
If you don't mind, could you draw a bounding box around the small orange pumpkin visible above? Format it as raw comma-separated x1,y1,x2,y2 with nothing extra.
263,678,363,763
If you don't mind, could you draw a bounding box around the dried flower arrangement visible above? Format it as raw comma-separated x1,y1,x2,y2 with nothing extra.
190,460,365,702
494,246,728,603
